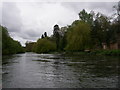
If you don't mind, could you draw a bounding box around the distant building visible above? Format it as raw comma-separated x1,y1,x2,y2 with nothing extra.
110,43,118,49
102,43,107,50
102,33,120,50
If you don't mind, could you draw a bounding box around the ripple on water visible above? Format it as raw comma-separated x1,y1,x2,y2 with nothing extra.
2,53,119,88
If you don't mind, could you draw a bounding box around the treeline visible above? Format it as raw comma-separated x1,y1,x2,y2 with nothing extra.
1,25,25,55
25,32,56,53
26,2,120,54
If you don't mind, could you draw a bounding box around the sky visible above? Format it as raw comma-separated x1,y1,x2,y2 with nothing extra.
0,0,119,46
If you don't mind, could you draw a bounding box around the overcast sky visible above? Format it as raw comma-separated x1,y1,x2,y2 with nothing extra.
0,0,119,46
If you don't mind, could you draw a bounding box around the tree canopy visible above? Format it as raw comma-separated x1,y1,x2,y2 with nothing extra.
1,25,24,55
65,21,91,51
33,38,56,53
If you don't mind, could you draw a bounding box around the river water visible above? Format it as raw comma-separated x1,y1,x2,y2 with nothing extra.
2,52,119,88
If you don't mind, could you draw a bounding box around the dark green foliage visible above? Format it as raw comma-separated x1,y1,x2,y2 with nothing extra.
90,13,116,49
44,32,47,37
41,32,47,39
25,41,35,52
65,21,91,51
33,38,56,53
79,9,94,25
1,25,24,55
113,1,120,23
91,50,120,56
41,34,44,39
59,33,67,51
53,25,61,50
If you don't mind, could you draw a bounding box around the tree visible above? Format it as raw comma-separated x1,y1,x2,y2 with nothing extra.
44,32,47,37
78,9,94,26
25,41,35,52
53,24,61,50
59,26,68,51
90,13,113,49
113,1,120,23
35,38,56,53
65,21,91,51
113,1,120,33
1,25,24,55
41,34,44,39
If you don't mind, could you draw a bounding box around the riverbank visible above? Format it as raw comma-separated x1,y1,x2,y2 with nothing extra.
90,50,120,56
64,50,120,56
3,49,120,56
2,51,25,55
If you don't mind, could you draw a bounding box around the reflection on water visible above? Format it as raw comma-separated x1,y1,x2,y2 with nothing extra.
2,52,119,88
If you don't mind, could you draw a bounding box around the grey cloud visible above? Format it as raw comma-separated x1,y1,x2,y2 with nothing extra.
1,2,118,46
11,31,39,41
61,2,87,13
2,2,23,32
61,2,117,16
24,29,41,38
87,2,117,15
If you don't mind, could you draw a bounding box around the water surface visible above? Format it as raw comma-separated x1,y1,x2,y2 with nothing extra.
2,52,119,88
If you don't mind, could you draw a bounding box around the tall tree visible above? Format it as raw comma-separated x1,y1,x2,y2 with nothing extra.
65,21,91,51
114,1,120,23
78,9,94,26
92,13,111,48
53,24,61,50
41,34,44,39
44,32,47,37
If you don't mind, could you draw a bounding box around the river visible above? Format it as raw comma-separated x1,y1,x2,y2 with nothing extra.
2,52,119,88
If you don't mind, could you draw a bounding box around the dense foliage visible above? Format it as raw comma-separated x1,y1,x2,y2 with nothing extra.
65,21,91,51
32,37,56,53
1,26,25,55
25,41,35,52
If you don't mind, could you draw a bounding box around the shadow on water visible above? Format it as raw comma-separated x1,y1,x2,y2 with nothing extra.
2,52,120,88
2,54,20,65
62,54,119,88
64,54,119,77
